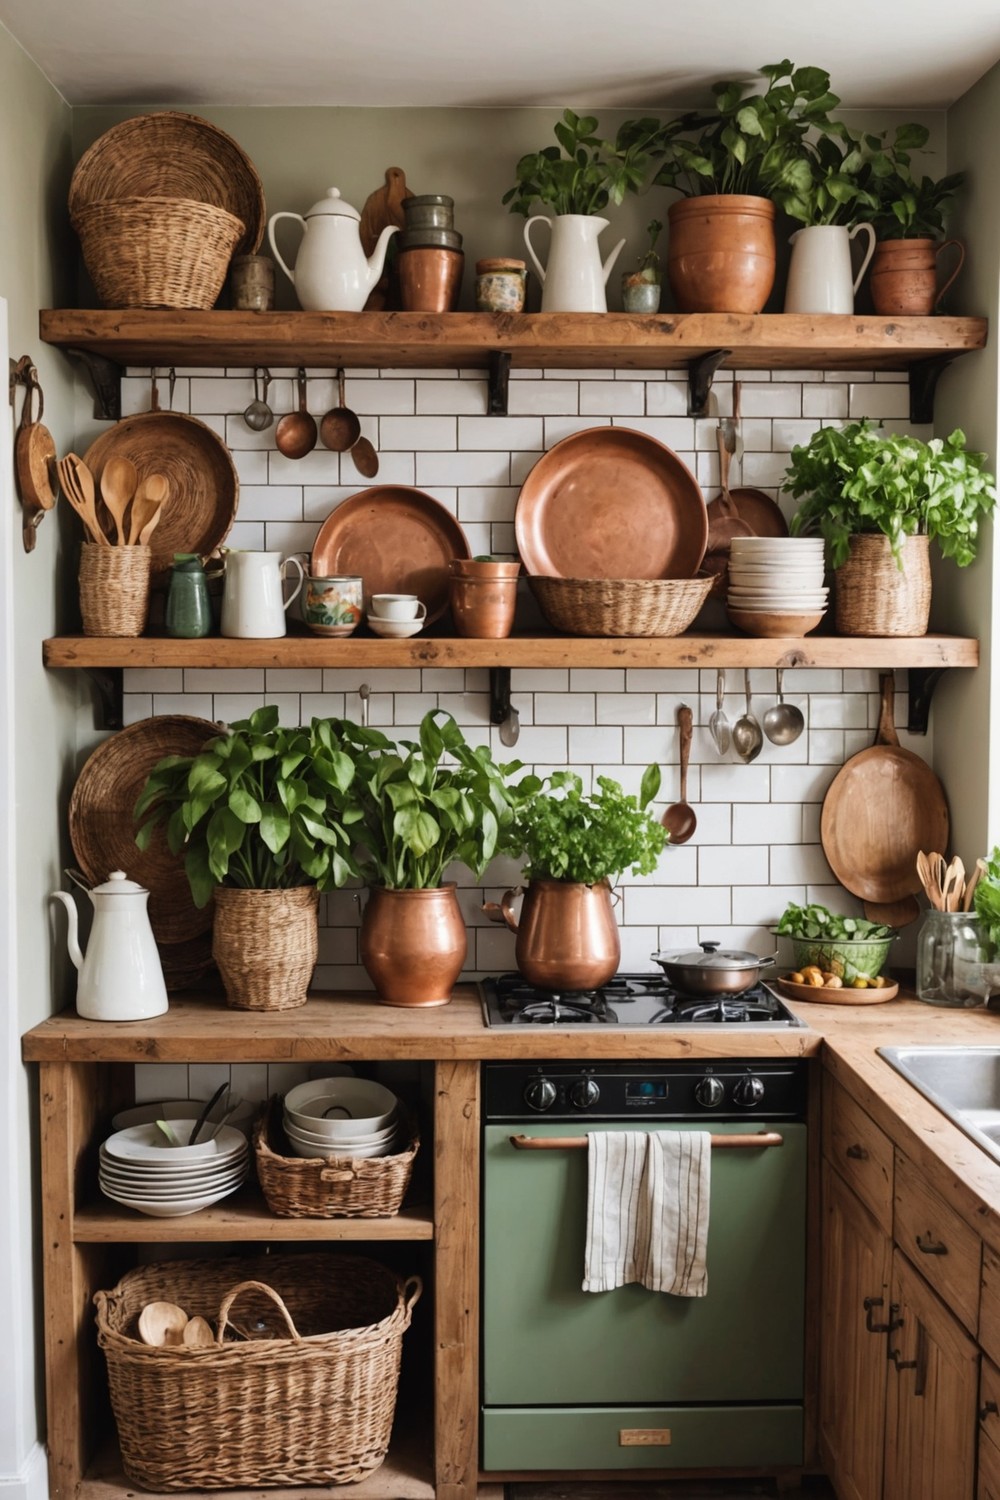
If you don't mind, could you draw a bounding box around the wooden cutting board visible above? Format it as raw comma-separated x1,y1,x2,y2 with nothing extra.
820,672,949,904
360,166,414,311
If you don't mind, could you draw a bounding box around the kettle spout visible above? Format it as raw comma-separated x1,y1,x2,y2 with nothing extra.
50,891,84,970
602,236,627,285
366,223,400,288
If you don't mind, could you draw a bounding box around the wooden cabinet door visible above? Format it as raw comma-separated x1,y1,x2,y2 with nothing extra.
884,1245,979,1500
819,1160,892,1500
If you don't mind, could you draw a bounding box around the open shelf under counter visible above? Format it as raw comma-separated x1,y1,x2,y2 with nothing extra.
73,1187,435,1243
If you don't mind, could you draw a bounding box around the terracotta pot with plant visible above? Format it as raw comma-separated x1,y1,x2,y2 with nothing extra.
783,421,997,636
859,124,965,315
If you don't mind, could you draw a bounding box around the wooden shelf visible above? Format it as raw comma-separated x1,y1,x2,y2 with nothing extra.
73,1187,435,1242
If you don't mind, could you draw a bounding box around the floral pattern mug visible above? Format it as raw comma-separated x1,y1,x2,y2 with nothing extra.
303,575,364,636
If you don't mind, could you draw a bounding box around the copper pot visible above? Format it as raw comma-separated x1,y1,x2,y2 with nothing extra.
448,559,519,638
869,236,965,316
484,879,621,990
666,194,776,314
360,883,466,1007
397,246,464,312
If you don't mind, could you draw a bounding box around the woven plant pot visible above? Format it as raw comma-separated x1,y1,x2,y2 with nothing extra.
79,543,151,636
212,886,319,1011
834,533,931,637
72,196,245,310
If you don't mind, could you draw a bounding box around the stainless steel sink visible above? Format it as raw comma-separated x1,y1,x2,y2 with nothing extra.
878,1046,1000,1165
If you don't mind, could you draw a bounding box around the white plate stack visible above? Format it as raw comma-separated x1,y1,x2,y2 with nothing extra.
726,536,829,632
282,1076,403,1160
99,1120,249,1217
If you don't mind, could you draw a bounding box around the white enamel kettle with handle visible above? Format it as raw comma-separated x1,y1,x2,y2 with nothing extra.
268,186,399,312
50,870,168,1022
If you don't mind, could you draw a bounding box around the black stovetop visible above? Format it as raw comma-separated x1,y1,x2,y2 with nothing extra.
480,972,805,1029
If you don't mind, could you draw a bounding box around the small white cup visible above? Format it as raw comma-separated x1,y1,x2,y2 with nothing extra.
370,593,426,621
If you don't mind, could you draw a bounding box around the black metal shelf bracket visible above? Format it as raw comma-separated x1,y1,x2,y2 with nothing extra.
909,355,955,426
86,667,124,731
688,349,732,417
487,351,512,415
489,666,512,724
907,666,945,736
66,348,122,421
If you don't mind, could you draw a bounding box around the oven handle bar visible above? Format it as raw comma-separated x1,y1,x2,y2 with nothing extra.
509,1131,784,1150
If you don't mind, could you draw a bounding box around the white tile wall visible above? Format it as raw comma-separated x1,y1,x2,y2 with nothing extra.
120,365,930,1009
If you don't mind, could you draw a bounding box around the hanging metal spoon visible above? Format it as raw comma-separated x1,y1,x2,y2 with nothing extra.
732,669,763,764
320,369,362,452
708,669,731,756
242,367,273,432
762,667,805,746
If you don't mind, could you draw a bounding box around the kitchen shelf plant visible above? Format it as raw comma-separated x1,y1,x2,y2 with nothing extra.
783,420,997,635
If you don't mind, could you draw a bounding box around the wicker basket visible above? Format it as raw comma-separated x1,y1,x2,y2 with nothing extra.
69,110,266,255
254,1095,420,1218
79,542,151,636
72,196,245,310
834,533,931,637
212,886,319,1010
94,1252,422,1490
528,573,713,636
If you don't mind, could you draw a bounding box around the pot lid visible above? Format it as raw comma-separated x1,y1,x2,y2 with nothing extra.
653,941,773,969
93,869,148,896
304,187,360,221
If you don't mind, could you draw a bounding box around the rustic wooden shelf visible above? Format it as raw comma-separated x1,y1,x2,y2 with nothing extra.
73,1189,435,1243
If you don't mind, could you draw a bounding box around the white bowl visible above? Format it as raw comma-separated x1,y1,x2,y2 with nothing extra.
112,1098,259,1139
366,616,424,639
730,535,824,548
283,1076,399,1137
728,565,826,582
102,1121,247,1164
285,1133,401,1162
282,1114,399,1147
99,1180,245,1217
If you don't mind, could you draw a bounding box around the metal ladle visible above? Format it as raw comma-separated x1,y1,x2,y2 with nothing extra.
732,669,763,764
243,367,273,432
320,369,361,452
762,668,805,747
708,669,731,756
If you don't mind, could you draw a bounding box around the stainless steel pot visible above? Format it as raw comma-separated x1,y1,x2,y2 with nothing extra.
650,940,776,995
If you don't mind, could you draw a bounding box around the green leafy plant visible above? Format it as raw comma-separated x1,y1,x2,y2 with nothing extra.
635,218,663,273
509,768,666,886
774,901,893,942
974,848,1000,959
503,108,660,217
784,420,997,568
857,123,964,239
134,707,364,909
774,127,879,227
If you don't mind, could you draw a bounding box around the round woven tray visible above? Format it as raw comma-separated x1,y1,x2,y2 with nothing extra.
69,715,218,949
72,196,245,310
528,573,713,636
254,1095,420,1218
69,110,265,256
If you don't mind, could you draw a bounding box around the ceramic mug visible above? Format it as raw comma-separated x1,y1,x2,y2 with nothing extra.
370,593,426,621
303,575,364,636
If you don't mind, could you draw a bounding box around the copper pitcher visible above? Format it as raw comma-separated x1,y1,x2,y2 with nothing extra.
484,879,621,990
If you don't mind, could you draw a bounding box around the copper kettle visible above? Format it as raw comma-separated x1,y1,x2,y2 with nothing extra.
484,879,621,990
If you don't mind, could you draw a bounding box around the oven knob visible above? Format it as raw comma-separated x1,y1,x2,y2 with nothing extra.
569,1077,601,1109
733,1075,766,1107
695,1075,725,1109
524,1077,557,1112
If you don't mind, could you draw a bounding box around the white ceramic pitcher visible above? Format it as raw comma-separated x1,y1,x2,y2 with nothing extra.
523,213,626,313
784,223,877,314
50,871,168,1022
220,550,305,639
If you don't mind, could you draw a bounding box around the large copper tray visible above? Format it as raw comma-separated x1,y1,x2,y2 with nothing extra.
312,486,471,624
515,427,707,580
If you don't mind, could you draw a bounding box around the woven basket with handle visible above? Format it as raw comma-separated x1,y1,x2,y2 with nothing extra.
254,1094,420,1218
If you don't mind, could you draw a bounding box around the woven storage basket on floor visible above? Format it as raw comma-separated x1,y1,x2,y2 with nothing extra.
94,1252,422,1490
834,533,931,637
212,886,319,1010
69,110,266,255
71,197,245,310
254,1094,420,1218
78,542,151,636
528,573,713,636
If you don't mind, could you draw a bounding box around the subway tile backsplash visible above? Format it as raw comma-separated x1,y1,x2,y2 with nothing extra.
120,364,930,993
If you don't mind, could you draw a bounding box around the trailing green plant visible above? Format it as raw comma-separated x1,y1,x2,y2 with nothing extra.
783,420,997,568
857,122,964,239
134,706,364,909
502,108,661,217
509,767,666,886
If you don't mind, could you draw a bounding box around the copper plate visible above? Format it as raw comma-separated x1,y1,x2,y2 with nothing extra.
726,486,789,538
312,486,471,624
515,427,707,580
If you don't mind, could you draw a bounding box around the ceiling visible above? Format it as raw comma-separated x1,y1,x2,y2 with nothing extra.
2,0,1000,111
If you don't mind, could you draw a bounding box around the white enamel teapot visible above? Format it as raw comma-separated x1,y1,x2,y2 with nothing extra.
50,870,168,1022
268,186,399,312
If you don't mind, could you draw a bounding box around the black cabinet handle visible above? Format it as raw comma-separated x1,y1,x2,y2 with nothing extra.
981,1401,999,1423
846,1143,869,1160
915,1232,948,1256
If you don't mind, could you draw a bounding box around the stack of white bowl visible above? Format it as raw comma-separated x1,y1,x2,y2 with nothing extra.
282,1076,403,1161
99,1119,249,1217
727,536,828,632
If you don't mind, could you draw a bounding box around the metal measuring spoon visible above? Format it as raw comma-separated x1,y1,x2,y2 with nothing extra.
763,667,805,746
708,668,731,756
732,668,763,763
242,367,273,432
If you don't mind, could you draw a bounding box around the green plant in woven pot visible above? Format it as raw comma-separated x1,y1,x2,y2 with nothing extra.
783,420,997,637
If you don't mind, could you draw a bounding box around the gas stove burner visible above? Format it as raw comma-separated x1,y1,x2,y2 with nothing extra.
664,993,777,1025
515,997,619,1025
481,972,805,1029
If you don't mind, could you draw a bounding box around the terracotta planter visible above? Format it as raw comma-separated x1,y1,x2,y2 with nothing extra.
212,886,319,1010
360,883,466,1007
869,237,965,316
834,533,931,638
448,558,519,638
484,878,621,990
666,195,775,314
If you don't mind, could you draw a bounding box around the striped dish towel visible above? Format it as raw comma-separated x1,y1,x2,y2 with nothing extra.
582,1130,711,1297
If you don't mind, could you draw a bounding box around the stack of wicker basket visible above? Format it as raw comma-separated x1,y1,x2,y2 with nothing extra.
69,110,266,310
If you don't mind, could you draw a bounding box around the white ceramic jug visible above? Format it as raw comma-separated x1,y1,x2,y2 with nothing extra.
523,213,626,313
268,187,399,312
784,223,877,314
220,550,305,639
50,871,168,1022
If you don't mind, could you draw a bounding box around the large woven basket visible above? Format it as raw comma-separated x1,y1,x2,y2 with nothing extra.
94,1252,422,1490
78,542,151,636
834,533,931,637
529,573,713,636
212,886,319,1010
254,1095,420,1218
72,196,245,310
69,110,265,255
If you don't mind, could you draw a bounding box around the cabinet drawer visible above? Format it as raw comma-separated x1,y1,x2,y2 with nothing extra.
823,1073,893,1231
894,1148,981,1335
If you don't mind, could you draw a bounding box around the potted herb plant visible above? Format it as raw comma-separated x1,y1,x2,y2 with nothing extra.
502,108,660,312
621,218,663,313
858,124,966,315
783,421,997,636
485,767,666,989
134,707,363,1011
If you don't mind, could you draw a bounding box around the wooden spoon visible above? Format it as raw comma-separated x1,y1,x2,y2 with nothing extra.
349,434,379,478
100,456,138,544
964,857,988,912
661,703,697,845
137,1301,188,1347
128,473,169,545
57,454,108,544
182,1315,214,1348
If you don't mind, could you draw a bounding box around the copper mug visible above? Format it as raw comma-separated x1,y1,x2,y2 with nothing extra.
397,247,464,312
484,879,621,990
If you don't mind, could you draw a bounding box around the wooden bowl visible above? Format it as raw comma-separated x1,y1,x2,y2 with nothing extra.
727,606,825,637
773,975,899,1006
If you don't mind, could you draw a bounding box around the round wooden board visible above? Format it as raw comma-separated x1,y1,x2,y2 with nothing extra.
772,975,899,1005
820,743,949,903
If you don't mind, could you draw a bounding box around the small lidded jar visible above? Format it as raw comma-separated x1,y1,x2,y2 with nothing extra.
475,258,527,314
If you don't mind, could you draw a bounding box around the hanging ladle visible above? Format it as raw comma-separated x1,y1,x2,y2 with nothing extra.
320,369,362,452
274,368,318,459
762,667,805,746
243,367,273,432
708,668,731,756
661,703,697,844
732,669,764,764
